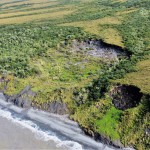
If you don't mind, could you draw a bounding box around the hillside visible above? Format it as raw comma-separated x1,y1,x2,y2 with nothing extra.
0,0,150,149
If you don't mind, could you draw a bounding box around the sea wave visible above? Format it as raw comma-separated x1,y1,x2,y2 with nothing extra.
0,108,83,150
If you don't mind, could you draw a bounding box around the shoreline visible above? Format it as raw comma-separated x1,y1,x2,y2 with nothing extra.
0,38,135,150
0,93,116,150
0,110,68,150
0,92,134,150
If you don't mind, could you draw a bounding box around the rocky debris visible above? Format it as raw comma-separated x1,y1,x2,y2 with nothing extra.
47,98,69,115
4,85,37,108
68,39,129,61
82,128,123,148
111,139,123,148
32,98,69,115
0,75,69,114
110,85,143,110
94,132,122,148
0,78,69,114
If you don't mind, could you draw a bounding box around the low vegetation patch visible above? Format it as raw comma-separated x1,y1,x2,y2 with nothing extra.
115,55,150,94
95,107,123,141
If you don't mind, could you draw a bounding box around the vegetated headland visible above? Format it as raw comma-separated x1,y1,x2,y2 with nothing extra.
0,0,149,149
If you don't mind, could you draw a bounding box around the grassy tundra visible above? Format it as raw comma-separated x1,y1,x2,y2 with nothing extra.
0,0,149,149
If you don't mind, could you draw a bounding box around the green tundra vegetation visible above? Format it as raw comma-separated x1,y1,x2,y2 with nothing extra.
0,0,150,149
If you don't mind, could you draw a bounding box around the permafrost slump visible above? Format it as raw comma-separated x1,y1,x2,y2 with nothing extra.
110,85,143,110
68,39,129,61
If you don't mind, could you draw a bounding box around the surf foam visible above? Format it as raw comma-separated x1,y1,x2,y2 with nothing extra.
0,108,83,150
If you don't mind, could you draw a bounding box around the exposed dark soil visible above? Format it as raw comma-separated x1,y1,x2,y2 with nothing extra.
67,39,129,61
110,85,143,110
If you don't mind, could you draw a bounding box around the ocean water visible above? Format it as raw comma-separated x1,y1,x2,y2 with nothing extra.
0,116,68,150
0,93,133,150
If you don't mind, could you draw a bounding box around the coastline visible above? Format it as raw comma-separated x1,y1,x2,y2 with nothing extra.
0,91,135,150
0,39,135,149
0,93,116,150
